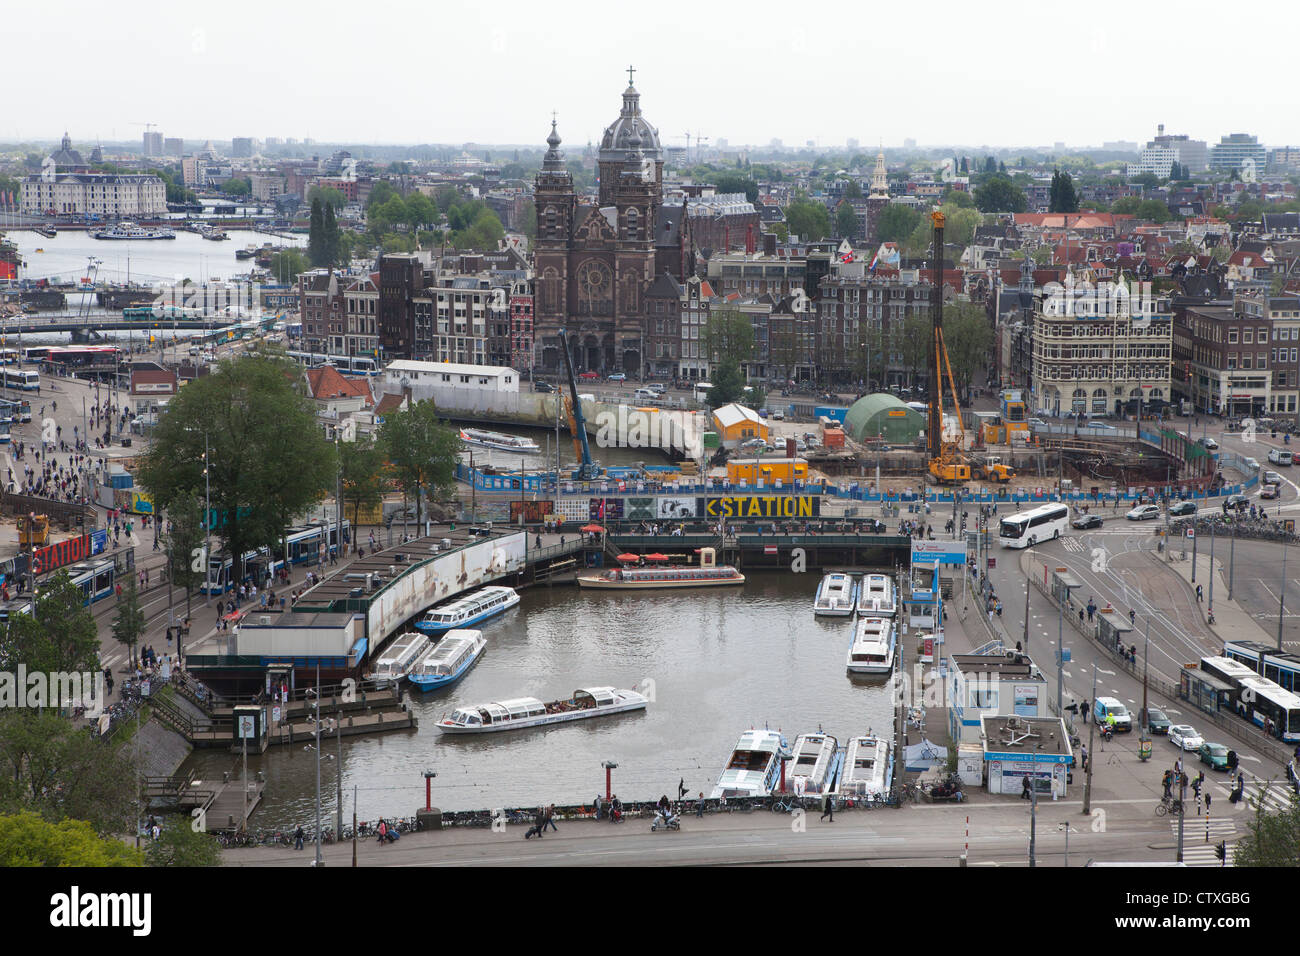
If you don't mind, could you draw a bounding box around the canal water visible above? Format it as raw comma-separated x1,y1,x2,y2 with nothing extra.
7,228,306,287
183,572,898,827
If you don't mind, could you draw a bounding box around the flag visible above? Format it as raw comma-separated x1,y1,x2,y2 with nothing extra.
840,252,854,263
869,252,879,272
763,545,778,555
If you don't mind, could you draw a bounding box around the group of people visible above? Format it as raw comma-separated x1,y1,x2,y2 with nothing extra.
524,804,558,839
591,794,623,823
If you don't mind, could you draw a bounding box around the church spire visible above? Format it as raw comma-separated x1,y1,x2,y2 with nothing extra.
542,114,565,171
870,150,888,196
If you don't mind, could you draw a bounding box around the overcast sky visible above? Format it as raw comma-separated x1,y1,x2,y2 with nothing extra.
12,0,1300,152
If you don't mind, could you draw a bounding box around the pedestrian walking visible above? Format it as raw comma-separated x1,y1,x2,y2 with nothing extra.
1196,584,1203,603
294,826,304,850
820,791,834,822
1080,744,1088,772
696,792,705,818
1021,776,1032,800
544,804,557,832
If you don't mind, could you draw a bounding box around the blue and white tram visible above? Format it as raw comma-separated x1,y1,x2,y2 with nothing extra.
65,559,117,606
1223,639,1300,694
282,520,350,565
200,547,284,594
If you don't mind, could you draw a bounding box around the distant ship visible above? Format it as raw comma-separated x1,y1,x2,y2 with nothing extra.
92,222,176,240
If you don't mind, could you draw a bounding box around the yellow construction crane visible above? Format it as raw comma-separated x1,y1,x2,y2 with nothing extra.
925,211,971,485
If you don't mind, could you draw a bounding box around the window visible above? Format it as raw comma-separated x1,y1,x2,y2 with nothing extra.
1228,329,1238,344
1244,329,1253,344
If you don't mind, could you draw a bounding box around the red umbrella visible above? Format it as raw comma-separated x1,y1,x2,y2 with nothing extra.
581,524,606,533
644,553,670,562
616,553,640,562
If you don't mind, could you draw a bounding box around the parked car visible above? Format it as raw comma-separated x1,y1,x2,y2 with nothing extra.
1265,470,1283,486
1141,706,1171,735
772,410,785,420
1071,514,1103,530
1244,457,1260,471
1168,501,1197,517
1169,724,1205,751
533,380,555,393
1199,436,1219,449
1126,504,1161,521
646,382,667,394
1222,494,1250,513
607,372,627,382
1197,741,1233,771
1261,483,1280,499
578,371,600,381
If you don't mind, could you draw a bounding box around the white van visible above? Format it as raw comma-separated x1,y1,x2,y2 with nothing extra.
1093,696,1132,732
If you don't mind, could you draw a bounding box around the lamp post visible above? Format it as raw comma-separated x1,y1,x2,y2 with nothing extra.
1208,519,1215,617
203,433,211,607
602,760,618,801
1028,770,1038,868
1059,822,1072,868
314,663,323,868
1083,663,1097,815
1022,541,1034,652
1279,539,1289,652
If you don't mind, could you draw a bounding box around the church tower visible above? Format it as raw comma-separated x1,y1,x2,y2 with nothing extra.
865,150,891,246
533,118,575,367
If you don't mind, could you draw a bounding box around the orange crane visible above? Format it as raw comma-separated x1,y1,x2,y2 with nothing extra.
925,211,971,485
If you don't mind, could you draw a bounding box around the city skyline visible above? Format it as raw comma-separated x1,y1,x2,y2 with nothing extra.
11,0,1300,151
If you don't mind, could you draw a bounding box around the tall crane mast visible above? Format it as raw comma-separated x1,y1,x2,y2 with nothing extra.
927,211,971,484
557,327,600,481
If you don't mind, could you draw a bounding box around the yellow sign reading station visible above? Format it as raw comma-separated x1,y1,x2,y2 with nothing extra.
705,496,819,518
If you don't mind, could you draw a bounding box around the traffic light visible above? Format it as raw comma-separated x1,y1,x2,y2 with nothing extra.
1215,840,1227,864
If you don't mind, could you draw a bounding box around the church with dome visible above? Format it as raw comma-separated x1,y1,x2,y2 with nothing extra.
532,70,699,377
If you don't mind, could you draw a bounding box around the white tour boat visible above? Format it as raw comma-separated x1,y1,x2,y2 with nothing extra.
370,631,431,687
436,685,648,734
458,427,541,454
784,732,842,795
92,221,176,240
407,628,486,692
415,585,520,636
857,573,897,616
710,729,793,800
814,572,858,616
835,735,892,798
846,616,896,674
577,546,743,589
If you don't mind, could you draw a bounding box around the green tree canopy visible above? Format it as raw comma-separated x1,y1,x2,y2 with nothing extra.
835,202,859,240
843,179,864,200
137,354,336,586
366,180,399,210
1135,199,1171,223
700,310,757,365
163,493,205,619
712,172,760,204
376,402,461,528
0,811,143,866
308,185,346,210
706,360,746,407
944,303,994,396
268,248,311,285
340,436,387,533
876,204,921,245
1232,785,1300,867
308,198,326,267
783,198,831,241
0,569,99,684
322,203,341,266
451,207,505,251
973,176,1027,213
1110,196,1141,216
404,193,437,230
146,819,222,867
111,579,146,668
941,188,974,209
0,713,139,835
220,178,251,198
1048,169,1079,213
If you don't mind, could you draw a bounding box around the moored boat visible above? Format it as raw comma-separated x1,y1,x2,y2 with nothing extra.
436,685,648,734
814,572,857,616
856,573,896,616
578,546,742,589
458,427,540,453
835,735,892,798
710,728,792,800
369,630,431,688
408,628,486,691
785,732,841,795
92,221,176,240
846,616,896,674
414,585,519,635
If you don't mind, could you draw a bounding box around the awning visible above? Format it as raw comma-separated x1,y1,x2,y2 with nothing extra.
615,553,640,563
644,553,669,562
580,524,606,533
904,738,948,771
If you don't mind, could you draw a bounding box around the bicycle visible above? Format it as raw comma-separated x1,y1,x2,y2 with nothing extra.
1155,796,1184,816
769,795,797,813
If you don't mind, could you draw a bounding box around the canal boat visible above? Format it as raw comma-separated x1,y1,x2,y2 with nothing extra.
784,732,841,795
414,586,520,636
235,245,258,260
856,573,896,616
835,735,892,798
92,221,176,240
576,550,744,590
458,427,541,454
408,629,486,692
369,631,431,688
709,728,792,800
814,572,857,616
33,225,57,239
846,616,896,675
435,685,649,734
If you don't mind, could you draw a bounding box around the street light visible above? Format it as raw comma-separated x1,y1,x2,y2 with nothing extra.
601,760,619,802
1059,821,1073,868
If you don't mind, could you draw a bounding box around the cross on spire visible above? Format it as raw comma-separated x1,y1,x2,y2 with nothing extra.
627,64,636,86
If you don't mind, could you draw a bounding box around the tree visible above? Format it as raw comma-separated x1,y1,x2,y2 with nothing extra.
322,203,341,266
1234,199,1266,222
308,197,326,267
843,179,863,200
0,713,139,836
876,204,921,244
783,198,831,241
111,579,146,668
1049,169,1079,213
973,176,1027,213
959,157,968,174
366,180,398,210
368,195,409,238
219,178,251,198
1128,171,1159,190
339,437,386,534
452,208,505,251
1135,199,1171,223
1110,196,1142,216
0,569,99,688
944,303,995,398
700,310,756,366
146,820,221,867
307,185,346,210
713,172,760,204
941,188,974,209
0,811,143,867
898,315,932,388
404,192,437,231
835,202,859,240
163,494,205,620
706,360,746,407
376,402,461,528
1232,785,1300,867
268,248,311,285
938,203,983,250
521,200,537,241
136,354,336,588
983,156,997,174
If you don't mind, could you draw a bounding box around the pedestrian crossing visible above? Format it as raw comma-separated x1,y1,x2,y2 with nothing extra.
1171,774,1300,865
1171,815,1237,866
